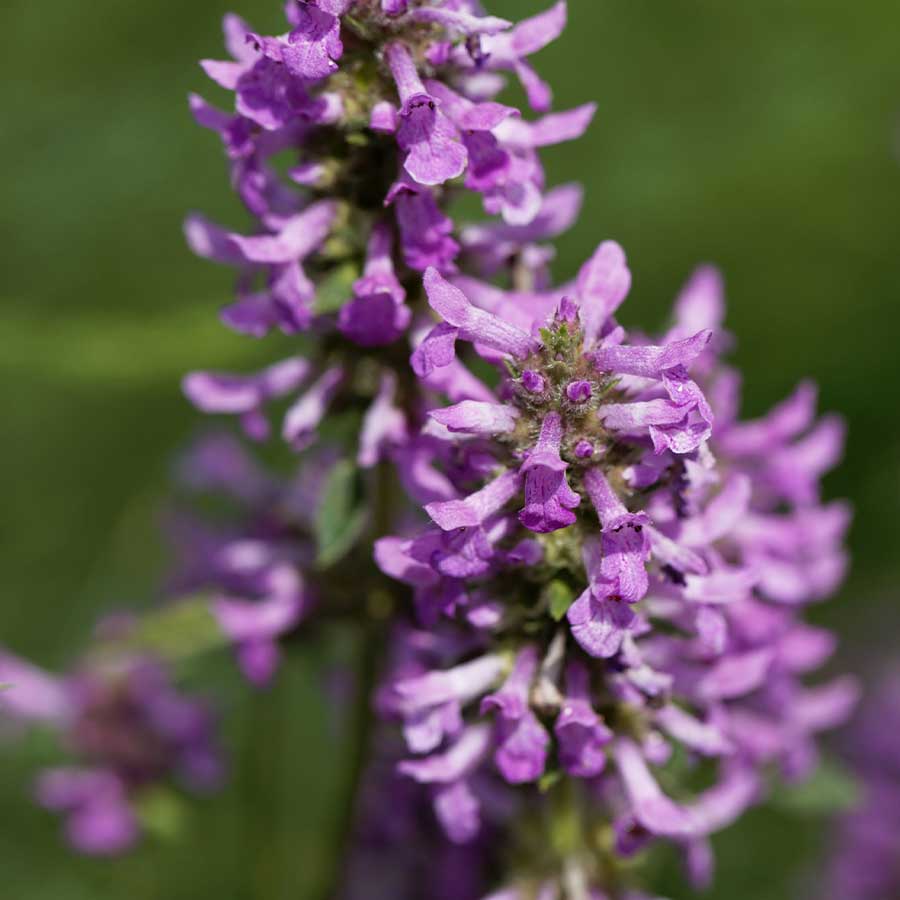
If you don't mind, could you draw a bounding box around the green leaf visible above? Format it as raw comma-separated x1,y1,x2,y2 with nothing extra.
92,595,227,666
538,769,562,793
134,787,187,843
314,459,367,568
312,262,359,315
774,757,861,815
545,579,575,621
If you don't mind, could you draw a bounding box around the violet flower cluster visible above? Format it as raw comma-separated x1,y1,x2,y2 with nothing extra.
0,1,858,896
823,671,900,900
0,632,222,855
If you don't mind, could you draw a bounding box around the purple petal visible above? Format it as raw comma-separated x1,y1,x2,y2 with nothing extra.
227,200,337,264
424,268,538,359
410,8,512,36
398,724,491,783
576,240,632,342
394,654,504,711
282,5,343,80
282,366,343,449
426,469,520,530
613,738,696,837
433,779,481,844
567,587,636,658
654,704,733,757
429,400,519,435
0,651,69,723
696,649,774,701
494,103,597,149
184,214,246,265
593,331,712,379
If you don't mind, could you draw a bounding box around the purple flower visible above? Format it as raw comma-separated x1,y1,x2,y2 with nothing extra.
421,267,540,366
518,412,581,533
521,370,546,393
388,177,460,273
566,380,592,403
182,356,311,441
250,3,343,80
476,1,569,111
430,400,519,436
407,7,512,36
824,671,900,900
36,769,139,856
425,469,521,533
613,737,695,842
0,651,70,723
462,182,583,277
358,372,407,468
338,222,411,346
567,537,638,658
397,724,492,844
214,558,308,686
184,200,338,333
391,654,504,754
480,646,549,783
282,365,343,449
1,649,222,855
555,661,612,778
386,42,468,187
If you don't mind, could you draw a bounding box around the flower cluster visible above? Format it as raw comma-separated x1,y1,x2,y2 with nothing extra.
375,257,857,892
0,1,858,897
185,0,593,451
167,431,315,686
823,671,900,900
0,636,222,855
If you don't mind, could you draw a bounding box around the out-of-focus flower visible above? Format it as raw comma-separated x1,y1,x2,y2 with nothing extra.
0,647,222,855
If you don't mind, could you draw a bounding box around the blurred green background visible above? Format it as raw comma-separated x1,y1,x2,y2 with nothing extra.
2,0,899,896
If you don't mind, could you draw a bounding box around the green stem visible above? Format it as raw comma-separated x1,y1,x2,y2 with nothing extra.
317,460,394,898
321,620,382,899
240,682,287,900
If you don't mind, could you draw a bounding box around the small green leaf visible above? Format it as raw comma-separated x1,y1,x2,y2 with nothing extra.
135,787,187,843
545,579,575,621
93,596,226,666
775,757,861,815
315,459,367,568
539,769,562,793
312,262,359,315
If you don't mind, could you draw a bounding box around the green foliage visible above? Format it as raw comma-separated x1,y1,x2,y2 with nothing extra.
311,262,360,315
314,459,368,568
774,758,861,816
134,788,188,844
545,579,575,621
92,596,227,667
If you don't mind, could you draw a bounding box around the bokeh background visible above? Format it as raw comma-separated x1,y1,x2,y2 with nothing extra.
2,0,899,897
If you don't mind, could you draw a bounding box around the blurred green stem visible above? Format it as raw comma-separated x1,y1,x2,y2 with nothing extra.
241,679,287,900
319,619,383,899
317,461,394,898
